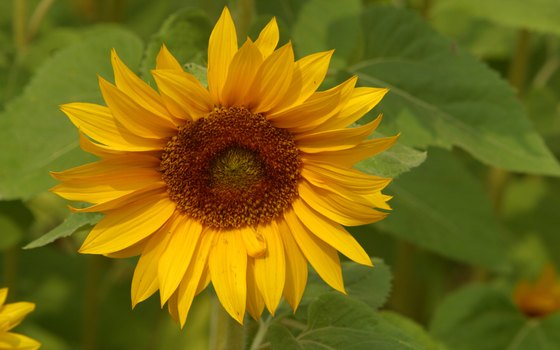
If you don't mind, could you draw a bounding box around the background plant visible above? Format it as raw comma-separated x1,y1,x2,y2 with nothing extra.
1,0,559,349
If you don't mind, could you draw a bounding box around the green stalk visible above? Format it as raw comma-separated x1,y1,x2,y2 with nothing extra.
487,30,531,216
83,256,103,350
235,0,254,40
13,0,27,54
3,247,18,293
209,294,245,350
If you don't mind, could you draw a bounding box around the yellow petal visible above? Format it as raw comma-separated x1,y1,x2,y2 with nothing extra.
177,229,215,327
292,197,373,266
248,43,294,114
207,7,238,104
254,17,279,58
298,180,387,227
51,155,159,181
111,49,173,123
79,191,175,254
284,209,345,293
167,291,180,323
159,217,203,305
315,88,388,131
105,236,148,258
51,167,161,204
246,258,265,320
70,182,167,213
302,134,399,167
131,220,174,307
152,69,212,120
98,77,176,139
240,227,267,258
253,221,285,314
222,39,263,107
209,230,247,324
0,288,7,306
267,76,356,133
278,219,307,311
0,302,35,331
301,159,391,193
270,50,333,114
156,44,184,71
0,332,40,350
302,172,392,210
296,116,381,153
60,103,165,152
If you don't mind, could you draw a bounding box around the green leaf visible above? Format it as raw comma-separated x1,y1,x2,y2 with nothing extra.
0,201,34,250
433,0,560,36
503,177,560,268
301,258,392,310
381,311,448,350
24,212,102,249
292,0,362,67
357,131,427,178
140,8,212,83
430,284,560,350
348,6,560,175
0,25,144,200
376,149,509,269
268,294,425,350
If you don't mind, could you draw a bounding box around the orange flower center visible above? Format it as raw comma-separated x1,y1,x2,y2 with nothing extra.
161,106,301,230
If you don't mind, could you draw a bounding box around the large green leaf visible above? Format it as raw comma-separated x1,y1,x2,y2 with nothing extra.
433,0,560,36
301,258,392,310
376,149,508,269
0,201,34,250
431,284,560,350
268,294,426,350
342,6,559,175
140,8,212,83
0,26,144,200
24,212,103,249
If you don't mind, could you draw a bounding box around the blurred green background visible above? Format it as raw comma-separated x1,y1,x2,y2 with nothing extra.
2,0,560,349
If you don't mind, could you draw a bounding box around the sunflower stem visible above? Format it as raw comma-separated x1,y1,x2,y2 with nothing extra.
487,30,531,216
2,247,19,293
13,0,27,54
209,293,245,350
83,255,103,350
27,0,56,42
235,0,254,39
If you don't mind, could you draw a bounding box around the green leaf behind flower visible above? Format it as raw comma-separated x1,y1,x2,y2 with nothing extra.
0,26,144,200
431,284,560,350
376,149,509,269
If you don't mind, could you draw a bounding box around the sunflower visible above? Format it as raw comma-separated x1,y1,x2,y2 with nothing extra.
0,288,40,349
52,8,397,326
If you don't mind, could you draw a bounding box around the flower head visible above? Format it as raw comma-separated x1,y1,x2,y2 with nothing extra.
0,288,40,349
514,264,560,318
52,8,396,325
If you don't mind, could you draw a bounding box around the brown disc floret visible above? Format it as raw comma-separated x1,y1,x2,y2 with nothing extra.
160,106,301,230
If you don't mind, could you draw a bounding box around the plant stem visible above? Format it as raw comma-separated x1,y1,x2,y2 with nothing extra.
27,0,56,42
249,317,271,350
390,241,423,321
13,0,28,54
83,256,103,350
209,294,245,350
236,0,254,40
488,30,531,216
3,247,18,293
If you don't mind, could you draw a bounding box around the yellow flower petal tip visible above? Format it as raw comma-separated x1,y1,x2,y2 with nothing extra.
514,264,560,318
51,6,396,325
0,288,41,350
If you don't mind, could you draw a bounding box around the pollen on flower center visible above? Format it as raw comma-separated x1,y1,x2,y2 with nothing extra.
160,106,302,230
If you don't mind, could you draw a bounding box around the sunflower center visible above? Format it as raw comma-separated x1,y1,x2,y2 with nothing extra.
161,106,301,230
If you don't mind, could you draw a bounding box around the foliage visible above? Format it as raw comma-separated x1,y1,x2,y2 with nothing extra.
1,0,560,349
